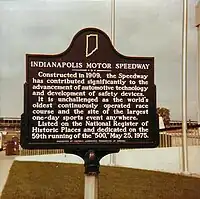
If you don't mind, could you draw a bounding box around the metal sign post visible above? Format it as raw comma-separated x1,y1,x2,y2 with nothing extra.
64,149,120,199
84,150,99,199
83,149,120,199
84,174,98,199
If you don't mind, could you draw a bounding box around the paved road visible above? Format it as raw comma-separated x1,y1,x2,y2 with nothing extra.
0,151,15,197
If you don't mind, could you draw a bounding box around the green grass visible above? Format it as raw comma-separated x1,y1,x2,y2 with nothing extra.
2,161,200,199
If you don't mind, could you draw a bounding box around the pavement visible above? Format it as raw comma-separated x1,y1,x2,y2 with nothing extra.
0,151,15,197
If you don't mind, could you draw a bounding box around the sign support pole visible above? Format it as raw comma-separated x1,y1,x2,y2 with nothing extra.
110,0,116,166
64,149,120,199
84,173,98,199
84,150,99,199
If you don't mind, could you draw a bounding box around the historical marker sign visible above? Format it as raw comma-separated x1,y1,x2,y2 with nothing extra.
20,28,159,149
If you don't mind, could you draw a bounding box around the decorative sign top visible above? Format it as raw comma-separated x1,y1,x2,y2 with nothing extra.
20,28,159,150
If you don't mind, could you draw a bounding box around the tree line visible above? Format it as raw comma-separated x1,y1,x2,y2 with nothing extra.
157,107,170,127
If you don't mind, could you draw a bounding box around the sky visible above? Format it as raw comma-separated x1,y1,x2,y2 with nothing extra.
0,0,199,120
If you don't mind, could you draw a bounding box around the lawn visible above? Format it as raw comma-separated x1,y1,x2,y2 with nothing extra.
2,161,200,199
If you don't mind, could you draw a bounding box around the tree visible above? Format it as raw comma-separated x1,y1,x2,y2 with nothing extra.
157,107,170,127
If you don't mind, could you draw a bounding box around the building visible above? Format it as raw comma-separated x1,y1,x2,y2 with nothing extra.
169,120,198,128
0,117,20,132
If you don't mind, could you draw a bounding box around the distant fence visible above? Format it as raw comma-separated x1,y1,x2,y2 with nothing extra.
19,149,64,156
158,129,200,147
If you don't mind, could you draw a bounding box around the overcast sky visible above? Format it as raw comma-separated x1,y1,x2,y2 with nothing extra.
0,0,199,120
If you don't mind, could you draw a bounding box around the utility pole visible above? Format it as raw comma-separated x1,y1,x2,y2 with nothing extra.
181,0,189,174
110,0,117,166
